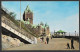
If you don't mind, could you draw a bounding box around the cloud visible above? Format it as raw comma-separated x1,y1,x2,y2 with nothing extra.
2,1,79,36
33,7,79,35
50,13,79,35
64,14,79,32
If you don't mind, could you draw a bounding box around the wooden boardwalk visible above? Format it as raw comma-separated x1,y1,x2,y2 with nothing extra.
5,38,79,50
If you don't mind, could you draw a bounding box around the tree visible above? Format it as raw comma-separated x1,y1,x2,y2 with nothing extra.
9,12,16,19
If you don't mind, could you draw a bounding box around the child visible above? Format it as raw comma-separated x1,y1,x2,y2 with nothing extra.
67,43,70,49
45,41,46,44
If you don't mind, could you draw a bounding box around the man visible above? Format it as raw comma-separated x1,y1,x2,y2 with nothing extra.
51,35,53,39
46,36,49,44
71,38,74,49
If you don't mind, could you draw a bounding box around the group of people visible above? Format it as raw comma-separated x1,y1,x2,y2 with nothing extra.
67,38,75,49
40,36,49,44
40,36,75,49
40,35,53,44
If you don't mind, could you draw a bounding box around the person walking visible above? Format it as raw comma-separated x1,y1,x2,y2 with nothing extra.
51,35,53,39
46,36,49,44
71,38,74,49
42,37,44,42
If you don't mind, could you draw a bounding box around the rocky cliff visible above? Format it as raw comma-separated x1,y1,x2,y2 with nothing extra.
2,34,25,50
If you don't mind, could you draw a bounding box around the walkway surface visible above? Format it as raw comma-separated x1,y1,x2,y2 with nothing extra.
5,37,79,50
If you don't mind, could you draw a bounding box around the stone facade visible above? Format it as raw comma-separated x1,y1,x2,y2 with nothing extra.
23,5,50,36
37,23,50,36
23,5,33,24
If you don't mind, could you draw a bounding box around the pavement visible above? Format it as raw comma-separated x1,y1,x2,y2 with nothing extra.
4,37,79,50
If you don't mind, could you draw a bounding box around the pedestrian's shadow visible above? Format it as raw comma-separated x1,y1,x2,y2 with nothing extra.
64,47,71,50
64,48,75,50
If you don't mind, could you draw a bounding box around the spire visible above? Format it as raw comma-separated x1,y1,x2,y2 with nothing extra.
25,5,32,13
26,5,30,10
40,21,44,26
45,23,47,26
45,23,49,27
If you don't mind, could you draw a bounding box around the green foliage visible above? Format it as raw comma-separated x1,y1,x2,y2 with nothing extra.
9,12,16,19
1,8,39,37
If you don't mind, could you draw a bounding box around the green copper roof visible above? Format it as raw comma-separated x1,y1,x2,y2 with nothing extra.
41,25,45,28
25,5,32,13
45,23,49,27
57,30,65,33
24,20,30,24
26,21,30,24
28,18,30,21
32,24,37,28
40,22,44,25
23,18,30,24
37,24,40,26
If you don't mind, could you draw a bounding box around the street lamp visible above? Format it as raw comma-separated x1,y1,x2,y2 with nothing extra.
75,31,76,36
69,32,70,36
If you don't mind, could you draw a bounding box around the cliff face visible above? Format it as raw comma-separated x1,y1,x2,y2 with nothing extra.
2,34,25,49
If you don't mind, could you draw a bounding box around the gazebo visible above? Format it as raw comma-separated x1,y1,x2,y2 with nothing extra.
54,30,66,37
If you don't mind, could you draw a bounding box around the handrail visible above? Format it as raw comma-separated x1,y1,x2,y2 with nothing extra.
1,16,34,41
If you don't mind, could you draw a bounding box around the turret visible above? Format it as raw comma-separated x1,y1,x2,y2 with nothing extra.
23,5,33,24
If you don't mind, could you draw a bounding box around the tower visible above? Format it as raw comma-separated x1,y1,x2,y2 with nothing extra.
45,23,50,36
23,5,33,24
46,26,50,36
37,24,42,35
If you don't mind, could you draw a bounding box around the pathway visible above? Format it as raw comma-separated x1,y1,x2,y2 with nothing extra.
5,37,79,50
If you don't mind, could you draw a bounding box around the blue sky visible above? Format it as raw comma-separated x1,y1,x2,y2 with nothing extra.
2,1,79,36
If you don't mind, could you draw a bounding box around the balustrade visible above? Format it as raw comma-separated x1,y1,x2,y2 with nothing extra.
1,16,34,40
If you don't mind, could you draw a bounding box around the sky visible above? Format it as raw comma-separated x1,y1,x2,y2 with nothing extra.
2,1,79,36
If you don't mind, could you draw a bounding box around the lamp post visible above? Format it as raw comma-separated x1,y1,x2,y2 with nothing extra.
20,0,21,29
19,0,22,37
75,31,76,36
54,30,55,35
69,32,70,36
77,34,78,36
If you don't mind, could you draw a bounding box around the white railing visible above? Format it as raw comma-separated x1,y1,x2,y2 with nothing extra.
1,16,36,44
